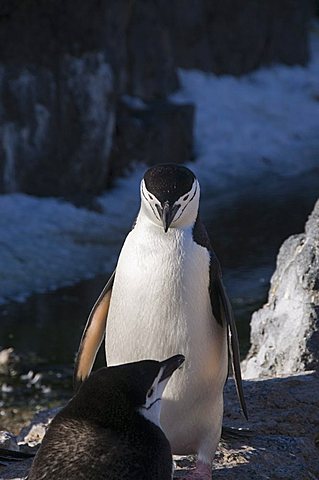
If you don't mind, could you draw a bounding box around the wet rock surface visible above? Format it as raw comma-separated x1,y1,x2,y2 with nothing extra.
243,199,319,378
1,372,318,479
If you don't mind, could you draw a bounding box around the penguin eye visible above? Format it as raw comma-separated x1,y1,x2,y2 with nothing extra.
148,194,154,201
147,388,154,398
183,194,189,201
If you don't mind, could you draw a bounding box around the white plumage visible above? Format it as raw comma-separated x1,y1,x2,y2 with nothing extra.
106,217,227,458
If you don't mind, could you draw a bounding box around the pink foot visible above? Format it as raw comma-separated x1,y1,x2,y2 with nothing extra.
181,460,212,480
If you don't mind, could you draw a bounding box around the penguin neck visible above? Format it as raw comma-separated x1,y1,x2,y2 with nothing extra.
135,210,194,240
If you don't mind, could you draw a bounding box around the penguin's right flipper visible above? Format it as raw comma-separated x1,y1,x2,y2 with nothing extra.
210,255,248,420
74,271,116,391
193,216,248,420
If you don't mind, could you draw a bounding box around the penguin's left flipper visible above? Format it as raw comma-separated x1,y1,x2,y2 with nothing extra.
210,253,248,421
74,271,116,391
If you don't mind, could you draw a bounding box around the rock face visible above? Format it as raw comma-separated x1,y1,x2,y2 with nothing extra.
158,0,311,75
109,98,195,180
0,0,184,196
1,372,318,479
0,0,312,197
0,56,115,197
0,348,19,376
242,199,319,379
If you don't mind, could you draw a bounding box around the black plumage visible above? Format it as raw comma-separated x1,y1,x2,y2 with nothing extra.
29,358,183,480
193,214,248,419
144,163,195,205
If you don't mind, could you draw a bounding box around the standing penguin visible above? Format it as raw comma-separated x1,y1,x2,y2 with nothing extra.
74,164,247,479
28,355,184,480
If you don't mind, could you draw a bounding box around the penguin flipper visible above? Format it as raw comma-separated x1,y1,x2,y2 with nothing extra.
192,216,248,419
74,271,116,391
210,255,248,420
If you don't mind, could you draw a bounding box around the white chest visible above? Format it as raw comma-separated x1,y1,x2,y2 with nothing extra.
106,223,220,364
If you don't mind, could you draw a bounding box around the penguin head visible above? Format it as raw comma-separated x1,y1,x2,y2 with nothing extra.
138,354,185,426
72,355,184,428
140,164,200,231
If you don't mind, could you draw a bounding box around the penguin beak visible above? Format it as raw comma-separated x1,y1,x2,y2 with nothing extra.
161,202,179,233
159,354,185,382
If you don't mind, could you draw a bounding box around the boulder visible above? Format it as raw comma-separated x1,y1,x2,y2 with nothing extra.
242,199,319,378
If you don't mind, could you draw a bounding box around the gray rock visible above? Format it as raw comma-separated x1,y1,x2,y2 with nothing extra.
108,98,195,181
0,348,19,376
0,432,19,451
0,54,115,197
17,407,61,447
0,0,312,197
158,0,311,75
242,199,319,379
126,0,179,101
1,373,318,479
0,0,181,197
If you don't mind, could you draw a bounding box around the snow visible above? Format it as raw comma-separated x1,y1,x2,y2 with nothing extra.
0,169,144,303
1,33,319,304
172,31,319,197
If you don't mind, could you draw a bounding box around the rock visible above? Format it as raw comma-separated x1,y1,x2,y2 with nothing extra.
126,0,179,101
0,54,115,197
1,373,318,479
0,0,184,197
0,432,19,451
0,0,312,197
242,199,319,379
0,348,19,376
158,0,311,75
17,407,60,447
108,98,194,181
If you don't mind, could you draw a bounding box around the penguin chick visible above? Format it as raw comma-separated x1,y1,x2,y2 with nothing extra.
74,163,247,479
28,355,184,480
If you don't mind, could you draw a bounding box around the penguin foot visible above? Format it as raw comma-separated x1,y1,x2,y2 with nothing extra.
181,460,212,479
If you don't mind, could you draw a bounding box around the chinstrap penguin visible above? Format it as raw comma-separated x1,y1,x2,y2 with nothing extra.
28,354,184,480
75,163,247,479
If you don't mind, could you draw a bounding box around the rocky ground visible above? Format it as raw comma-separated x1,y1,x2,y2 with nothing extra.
1,198,319,478
1,372,318,479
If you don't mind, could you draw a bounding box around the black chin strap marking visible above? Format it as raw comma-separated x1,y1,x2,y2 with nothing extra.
142,183,161,221
141,397,161,411
174,182,198,223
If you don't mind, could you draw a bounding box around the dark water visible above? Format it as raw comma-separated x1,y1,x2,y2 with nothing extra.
0,167,318,431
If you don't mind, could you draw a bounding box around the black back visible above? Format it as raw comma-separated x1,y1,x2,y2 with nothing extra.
144,163,195,205
192,215,248,420
28,363,172,480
